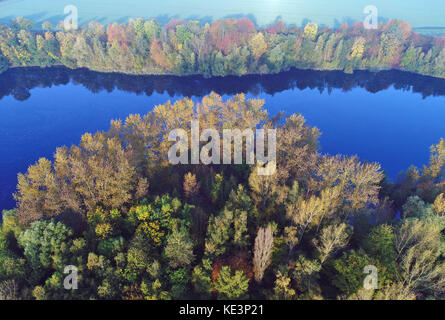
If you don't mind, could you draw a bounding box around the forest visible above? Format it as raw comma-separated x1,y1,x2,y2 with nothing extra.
1,16,445,79
0,93,444,300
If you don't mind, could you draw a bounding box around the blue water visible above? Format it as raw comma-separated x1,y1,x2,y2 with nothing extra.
0,67,444,210
0,0,444,28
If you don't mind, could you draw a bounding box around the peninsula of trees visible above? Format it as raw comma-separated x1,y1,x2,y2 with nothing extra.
1,93,445,300
1,17,445,78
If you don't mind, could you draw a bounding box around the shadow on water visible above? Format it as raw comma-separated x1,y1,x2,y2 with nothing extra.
2,66,445,102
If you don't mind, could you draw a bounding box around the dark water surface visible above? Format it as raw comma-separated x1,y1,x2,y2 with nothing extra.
1,67,445,210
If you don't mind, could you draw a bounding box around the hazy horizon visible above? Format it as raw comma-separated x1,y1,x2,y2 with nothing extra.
0,0,444,29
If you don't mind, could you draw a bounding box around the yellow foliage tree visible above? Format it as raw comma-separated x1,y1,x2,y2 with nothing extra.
303,22,318,40
432,193,445,215
424,138,445,179
95,223,113,240
248,32,267,59
351,37,366,59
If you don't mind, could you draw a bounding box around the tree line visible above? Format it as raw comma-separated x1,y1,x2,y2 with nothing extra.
1,17,445,78
1,93,444,300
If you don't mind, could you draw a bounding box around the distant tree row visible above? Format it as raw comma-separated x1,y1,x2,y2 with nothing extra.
1,93,444,300
1,17,445,78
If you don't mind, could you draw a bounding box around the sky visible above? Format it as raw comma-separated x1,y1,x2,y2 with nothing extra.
0,0,443,28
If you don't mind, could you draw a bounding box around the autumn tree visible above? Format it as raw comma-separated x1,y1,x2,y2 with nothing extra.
205,197,249,257
394,219,445,296
253,226,273,282
350,37,366,59
183,172,200,199
14,158,57,225
192,259,213,298
213,266,249,300
271,270,295,300
267,19,287,34
432,193,445,215
209,18,255,54
164,230,195,268
303,22,318,41
248,32,267,59
424,138,445,179
15,132,143,225
285,185,342,251
292,255,323,299
150,39,173,71
313,223,349,263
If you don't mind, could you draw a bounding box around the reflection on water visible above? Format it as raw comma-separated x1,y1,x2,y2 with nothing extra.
1,66,445,211
2,67,445,102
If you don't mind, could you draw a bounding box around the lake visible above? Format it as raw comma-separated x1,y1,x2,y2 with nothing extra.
0,67,445,211
0,0,444,29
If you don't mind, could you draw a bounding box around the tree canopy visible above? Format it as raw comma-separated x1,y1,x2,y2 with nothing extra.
1,17,445,80
1,93,444,300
